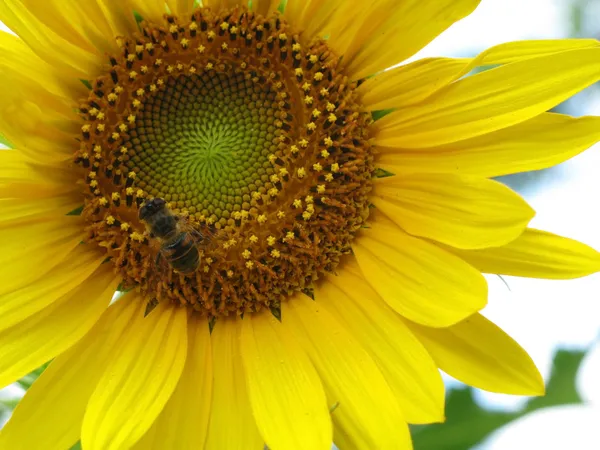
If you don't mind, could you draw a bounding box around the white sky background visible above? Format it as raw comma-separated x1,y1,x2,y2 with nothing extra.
3,0,600,446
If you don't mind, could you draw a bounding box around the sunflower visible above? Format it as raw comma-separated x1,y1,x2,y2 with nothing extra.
2,0,600,448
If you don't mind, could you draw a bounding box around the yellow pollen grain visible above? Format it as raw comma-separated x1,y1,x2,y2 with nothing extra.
230,26,239,34
114,85,124,94
107,93,118,102
176,63,183,71
111,132,120,140
252,191,262,200
277,210,285,219
294,68,303,76
189,67,197,74
155,59,163,66
312,109,321,118
89,180,98,188
121,222,130,231
118,124,128,132
299,139,309,148
268,187,279,197
302,211,312,220
279,168,288,177
96,112,105,120
135,44,144,53
292,43,301,51
197,44,206,53
93,145,102,152
268,154,277,163
307,122,316,131
306,203,315,213
206,62,214,70
297,167,306,178
181,38,189,48
290,145,299,154
305,195,314,204
132,99,141,108
128,172,136,179
126,187,134,195
331,163,340,172
309,54,318,63
131,232,145,242
285,231,295,241
129,71,138,79
119,146,128,155
89,108,99,116
203,266,210,273
293,199,302,209
325,173,334,182
324,136,333,146
271,249,281,258
145,43,154,50
267,236,276,246
321,149,330,158
88,171,97,179
167,65,174,73
245,261,254,269
249,235,258,243
328,113,337,123
150,84,157,92
221,43,229,51
106,215,115,225
317,185,326,194
169,24,178,33
302,82,311,92
189,22,198,30
127,54,136,62
127,115,136,123
82,124,91,132
205,257,214,265
136,88,144,97
233,211,242,220
270,174,280,183
141,65,148,73
320,88,329,97
207,30,216,39
97,124,106,132
304,96,313,105
99,197,108,206
313,163,323,172
111,192,120,200
314,72,324,81
242,249,251,259
220,21,230,30
257,214,267,224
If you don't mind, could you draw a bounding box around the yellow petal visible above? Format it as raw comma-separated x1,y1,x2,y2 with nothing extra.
0,294,142,450
377,113,600,178
0,150,77,198
0,215,83,296
360,39,600,111
250,0,280,15
0,197,80,227
241,310,332,450
0,243,103,330
407,314,544,395
0,1,102,79
374,48,600,148
343,0,481,80
284,294,411,449
353,217,487,327
445,228,600,279
82,301,188,450
0,263,118,389
133,316,213,450
167,0,195,15
320,263,445,424
372,174,534,249
205,319,264,450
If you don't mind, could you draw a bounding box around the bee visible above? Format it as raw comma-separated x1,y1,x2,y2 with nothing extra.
138,197,207,274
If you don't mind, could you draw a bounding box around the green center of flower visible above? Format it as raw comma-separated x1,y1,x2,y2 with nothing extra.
75,6,374,318
125,72,281,227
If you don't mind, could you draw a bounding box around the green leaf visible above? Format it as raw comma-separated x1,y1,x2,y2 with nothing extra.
412,349,585,450
0,133,13,148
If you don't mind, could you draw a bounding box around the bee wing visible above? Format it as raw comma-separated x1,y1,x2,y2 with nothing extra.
177,217,212,247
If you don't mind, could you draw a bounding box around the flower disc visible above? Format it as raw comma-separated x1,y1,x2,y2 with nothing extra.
76,6,373,316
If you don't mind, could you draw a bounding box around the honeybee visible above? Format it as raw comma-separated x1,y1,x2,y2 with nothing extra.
138,198,207,274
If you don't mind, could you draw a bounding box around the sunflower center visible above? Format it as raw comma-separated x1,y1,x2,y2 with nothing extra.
125,71,281,226
75,6,373,317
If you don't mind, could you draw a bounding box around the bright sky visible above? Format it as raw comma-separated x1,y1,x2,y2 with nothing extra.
2,0,600,446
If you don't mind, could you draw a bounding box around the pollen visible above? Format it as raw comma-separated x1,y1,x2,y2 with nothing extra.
75,5,373,318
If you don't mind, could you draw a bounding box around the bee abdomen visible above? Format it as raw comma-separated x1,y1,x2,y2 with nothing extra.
163,232,200,274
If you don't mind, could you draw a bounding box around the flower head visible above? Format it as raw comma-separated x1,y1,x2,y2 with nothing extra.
2,1,600,449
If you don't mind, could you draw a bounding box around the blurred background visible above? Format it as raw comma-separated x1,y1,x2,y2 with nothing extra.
2,0,600,448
